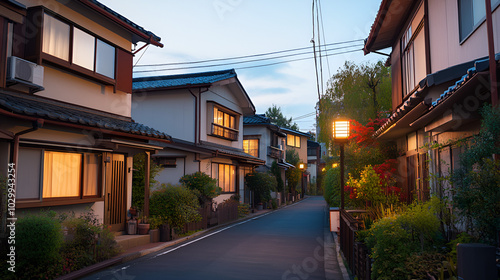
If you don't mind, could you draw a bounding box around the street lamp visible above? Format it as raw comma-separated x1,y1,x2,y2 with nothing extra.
332,120,350,210
299,163,305,199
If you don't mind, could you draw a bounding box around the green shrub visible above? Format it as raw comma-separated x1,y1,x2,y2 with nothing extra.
238,204,250,218
402,251,446,280
245,172,277,204
270,160,285,192
180,171,221,202
365,216,413,280
60,210,120,271
322,167,341,207
451,105,500,245
150,184,201,232
399,201,441,252
16,212,63,278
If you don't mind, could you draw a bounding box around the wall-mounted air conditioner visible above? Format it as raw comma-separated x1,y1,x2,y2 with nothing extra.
7,56,44,92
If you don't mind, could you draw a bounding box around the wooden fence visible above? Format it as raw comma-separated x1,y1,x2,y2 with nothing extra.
183,200,239,233
339,210,371,280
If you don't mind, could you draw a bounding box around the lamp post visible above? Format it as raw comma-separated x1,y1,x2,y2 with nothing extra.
299,163,305,199
332,120,350,210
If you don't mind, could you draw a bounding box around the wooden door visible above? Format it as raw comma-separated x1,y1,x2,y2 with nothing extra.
105,154,126,232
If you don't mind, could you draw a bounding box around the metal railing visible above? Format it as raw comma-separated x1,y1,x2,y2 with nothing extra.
340,210,371,279
211,123,238,141
267,145,283,159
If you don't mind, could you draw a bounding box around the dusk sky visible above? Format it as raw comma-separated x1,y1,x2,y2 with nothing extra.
99,0,386,134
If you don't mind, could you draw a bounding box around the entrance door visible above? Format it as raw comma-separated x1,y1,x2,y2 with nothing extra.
105,154,126,232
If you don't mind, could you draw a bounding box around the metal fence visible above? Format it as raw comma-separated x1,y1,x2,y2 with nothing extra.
339,210,371,280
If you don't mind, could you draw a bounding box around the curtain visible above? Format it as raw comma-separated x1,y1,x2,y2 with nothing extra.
83,153,99,196
43,151,81,198
42,13,70,61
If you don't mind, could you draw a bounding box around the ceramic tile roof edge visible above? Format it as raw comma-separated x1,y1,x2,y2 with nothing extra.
279,127,312,137
133,69,236,83
374,54,499,138
0,91,171,140
79,0,162,46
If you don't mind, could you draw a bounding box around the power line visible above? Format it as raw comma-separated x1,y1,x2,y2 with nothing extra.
134,39,364,68
133,45,363,73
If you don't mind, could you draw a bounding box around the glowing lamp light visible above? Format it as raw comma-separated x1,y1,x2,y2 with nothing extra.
332,163,339,168
332,120,350,142
299,163,305,170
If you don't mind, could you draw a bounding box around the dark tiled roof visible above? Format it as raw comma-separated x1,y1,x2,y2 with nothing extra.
280,127,312,138
198,141,265,164
243,114,270,125
374,53,500,138
133,69,237,90
0,92,170,140
84,0,161,44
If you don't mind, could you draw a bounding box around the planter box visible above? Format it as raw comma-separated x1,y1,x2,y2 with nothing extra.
137,223,150,235
149,229,160,243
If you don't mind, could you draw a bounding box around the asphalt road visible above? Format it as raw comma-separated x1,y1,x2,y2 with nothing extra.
84,196,335,280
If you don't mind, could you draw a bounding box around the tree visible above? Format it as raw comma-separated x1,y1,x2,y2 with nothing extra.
317,60,391,149
285,149,301,194
132,153,162,211
265,104,299,130
245,172,277,204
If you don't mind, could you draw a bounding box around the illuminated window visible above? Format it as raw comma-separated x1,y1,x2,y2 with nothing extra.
42,12,116,79
212,163,236,193
287,134,301,148
212,107,238,140
243,139,259,157
42,151,101,198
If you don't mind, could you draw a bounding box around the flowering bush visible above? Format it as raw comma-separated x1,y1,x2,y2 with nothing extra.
346,161,401,208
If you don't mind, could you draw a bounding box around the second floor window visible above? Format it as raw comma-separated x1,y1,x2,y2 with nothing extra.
243,139,259,157
42,13,116,79
401,7,426,97
287,134,301,148
212,107,238,140
212,163,236,193
459,0,500,41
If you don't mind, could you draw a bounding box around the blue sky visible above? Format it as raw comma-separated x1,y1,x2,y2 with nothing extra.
100,0,385,134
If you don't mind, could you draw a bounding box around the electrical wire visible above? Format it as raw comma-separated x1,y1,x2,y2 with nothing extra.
134,39,364,68
133,45,363,73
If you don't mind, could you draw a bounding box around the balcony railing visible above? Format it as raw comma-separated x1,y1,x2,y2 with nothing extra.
267,145,284,159
211,123,238,141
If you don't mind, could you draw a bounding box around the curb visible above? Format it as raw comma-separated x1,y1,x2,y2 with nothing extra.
56,201,298,280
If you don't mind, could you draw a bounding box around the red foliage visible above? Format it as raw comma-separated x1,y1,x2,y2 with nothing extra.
348,117,388,147
373,159,401,197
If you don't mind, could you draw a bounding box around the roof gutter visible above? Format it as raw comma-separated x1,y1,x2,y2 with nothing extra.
12,119,44,182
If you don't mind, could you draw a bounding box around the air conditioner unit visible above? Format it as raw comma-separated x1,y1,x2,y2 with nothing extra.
7,56,44,89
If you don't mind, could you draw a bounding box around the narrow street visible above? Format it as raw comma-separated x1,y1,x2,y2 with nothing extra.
84,196,340,280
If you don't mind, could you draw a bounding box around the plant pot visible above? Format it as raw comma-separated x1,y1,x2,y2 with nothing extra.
160,224,171,242
137,223,150,235
127,219,137,235
149,229,160,243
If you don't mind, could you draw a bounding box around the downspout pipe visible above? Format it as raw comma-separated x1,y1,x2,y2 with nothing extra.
11,119,44,168
485,0,498,107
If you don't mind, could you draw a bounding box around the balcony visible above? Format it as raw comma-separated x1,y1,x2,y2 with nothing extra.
211,123,238,141
267,145,284,159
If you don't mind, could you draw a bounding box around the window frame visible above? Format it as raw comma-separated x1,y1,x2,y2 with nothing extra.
401,16,426,97
287,134,301,148
16,147,104,208
243,138,259,157
211,105,239,141
211,163,237,193
458,0,500,43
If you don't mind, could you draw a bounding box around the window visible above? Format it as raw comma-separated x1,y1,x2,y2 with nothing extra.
42,151,101,198
401,18,426,96
287,134,301,148
459,0,500,41
212,107,238,140
41,12,116,79
243,139,259,157
212,163,236,193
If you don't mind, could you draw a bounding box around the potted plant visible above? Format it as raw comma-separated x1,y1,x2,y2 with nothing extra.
137,216,150,235
148,216,163,243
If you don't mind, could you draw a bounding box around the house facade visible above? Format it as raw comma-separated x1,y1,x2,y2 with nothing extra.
132,69,265,205
364,0,499,202
243,114,295,203
0,0,168,233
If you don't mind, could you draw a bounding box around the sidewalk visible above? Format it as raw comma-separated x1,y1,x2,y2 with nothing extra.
56,208,273,280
